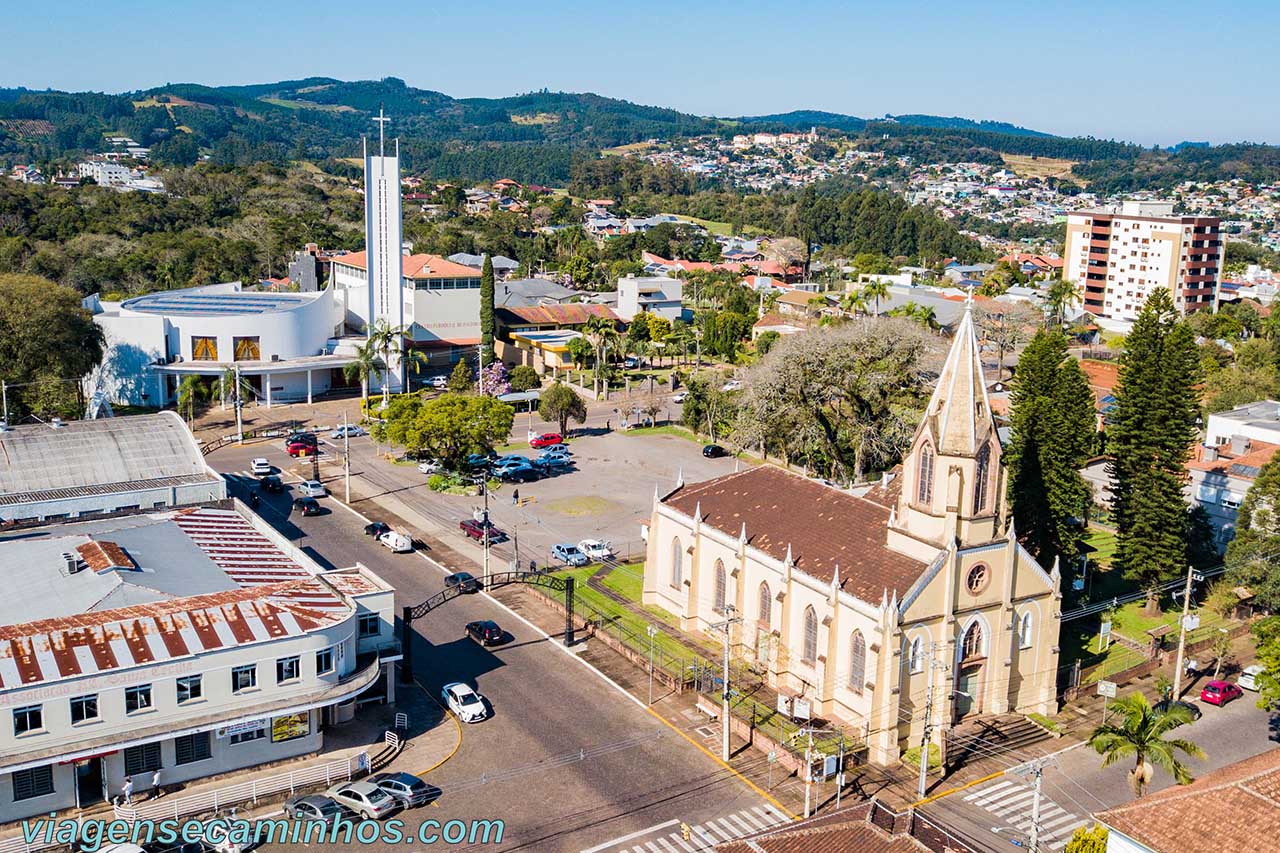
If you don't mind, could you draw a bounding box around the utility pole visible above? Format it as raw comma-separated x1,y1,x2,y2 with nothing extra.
1011,755,1056,853
917,642,938,799
342,411,351,504
835,733,845,808
712,606,742,762
1172,564,1203,699
647,625,659,706
233,364,244,444
481,477,491,585
2,380,8,425
803,728,815,818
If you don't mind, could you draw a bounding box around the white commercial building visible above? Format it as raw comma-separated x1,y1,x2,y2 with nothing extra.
616,276,684,322
85,282,366,409
0,505,397,823
77,161,133,188
1063,200,1222,325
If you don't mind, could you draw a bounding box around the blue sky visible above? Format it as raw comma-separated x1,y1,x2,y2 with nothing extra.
6,0,1278,145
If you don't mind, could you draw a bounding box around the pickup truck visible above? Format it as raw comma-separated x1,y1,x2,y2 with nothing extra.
459,518,506,542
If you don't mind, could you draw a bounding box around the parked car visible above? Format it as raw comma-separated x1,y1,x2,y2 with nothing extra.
623,356,647,369
1201,680,1244,706
283,794,348,827
287,441,318,457
499,465,542,484
536,445,572,462
298,480,326,498
702,444,729,458
293,497,322,516
364,521,391,538
537,455,573,471
444,572,480,593
378,530,414,553
251,458,272,476
441,682,489,723
551,543,590,567
578,539,614,561
459,518,505,542
417,459,443,475
465,619,505,646
466,452,496,470
430,375,449,390
325,781,400,820
366,772,437,808
259,475,285,493
672,391,688,404
492,456,533,474
285,431,317,446
530,432,563,448
1239,664,1266,691
330,425,367,439
1153,698,1202,721
721,379,742,392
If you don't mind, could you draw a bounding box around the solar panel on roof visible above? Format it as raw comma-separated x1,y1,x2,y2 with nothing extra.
122,291,314,316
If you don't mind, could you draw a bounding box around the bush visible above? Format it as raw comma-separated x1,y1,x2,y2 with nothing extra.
509,365,541,392
900,743,940,770
427,474,449,492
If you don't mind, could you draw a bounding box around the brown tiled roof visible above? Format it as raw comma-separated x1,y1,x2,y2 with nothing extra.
1187,439,1279,479
663,466,925,603
715,802,928,853
331,251,480,279
496,304,619,327
1097,747,1280,853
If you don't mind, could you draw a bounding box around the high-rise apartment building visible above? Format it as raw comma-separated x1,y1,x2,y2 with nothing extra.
1063,200,1222,323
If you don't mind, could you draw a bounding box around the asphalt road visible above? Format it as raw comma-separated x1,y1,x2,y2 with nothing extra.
209,440,774,852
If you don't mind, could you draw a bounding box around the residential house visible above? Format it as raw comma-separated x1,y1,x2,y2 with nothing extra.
752,312,805,340
1187,437,1279,551
496,278,578,308
1204,399,1280,447
617,276,684,322
447,253,521,279
494,304,620,373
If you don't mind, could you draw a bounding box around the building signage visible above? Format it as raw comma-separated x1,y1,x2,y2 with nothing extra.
271,712,311,743
218,718,268,739
1097,680,1117,698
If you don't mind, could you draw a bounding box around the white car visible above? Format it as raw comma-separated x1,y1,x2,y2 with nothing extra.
417,459,443,474
1239,664,1265,691
442,682,489,723
251,458,272,476
298,480,326,498
578,539,614,561
430,375,449,390
378,530,413,553
721,379,742,392
672,391,688,404
330,425,367,439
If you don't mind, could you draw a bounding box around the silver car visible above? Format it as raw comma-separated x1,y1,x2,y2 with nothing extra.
367,771,437,808
325,781,399,820
283,794,348,826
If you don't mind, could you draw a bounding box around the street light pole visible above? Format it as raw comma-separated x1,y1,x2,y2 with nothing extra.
715,606,742,762
343,411,351,504
647,625,659,706
481,478,491,585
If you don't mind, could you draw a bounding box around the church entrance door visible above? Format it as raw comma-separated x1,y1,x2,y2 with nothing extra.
955,664,982,719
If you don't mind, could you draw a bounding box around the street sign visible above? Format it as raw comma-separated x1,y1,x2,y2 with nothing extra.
792,698,812,721
1100,621,1112,637
1183,614,1201,631
776,694,792,716
1097,680,1117,698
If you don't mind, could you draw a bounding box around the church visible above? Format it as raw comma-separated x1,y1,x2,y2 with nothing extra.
642,304,1061,765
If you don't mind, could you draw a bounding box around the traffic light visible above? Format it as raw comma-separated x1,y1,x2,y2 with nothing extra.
680,823,691,842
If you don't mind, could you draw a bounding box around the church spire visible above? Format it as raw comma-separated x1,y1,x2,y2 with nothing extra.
922,299,996,456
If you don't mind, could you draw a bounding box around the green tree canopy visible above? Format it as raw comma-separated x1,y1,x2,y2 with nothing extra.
538,381,587,435
508,365,541,392
479,254,496,364
383,392,513,465
447,358,474,393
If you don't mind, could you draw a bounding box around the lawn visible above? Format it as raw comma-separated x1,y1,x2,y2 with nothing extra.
548,566,702,662
621,424,699,441
1084,527,1117,568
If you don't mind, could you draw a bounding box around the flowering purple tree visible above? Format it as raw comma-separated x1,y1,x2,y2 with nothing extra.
481,361,512,396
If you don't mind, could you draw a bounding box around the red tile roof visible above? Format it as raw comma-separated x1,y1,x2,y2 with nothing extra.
331,251,480,279
1187,439,1280,478
715,801,931,853
1079,359,1119,392
663,466,925,603
1097,747,1280,853
496,304,619,327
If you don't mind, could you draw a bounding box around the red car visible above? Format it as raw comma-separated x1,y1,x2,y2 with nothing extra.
459,518,506,542
530,432,563,449
1200,680,1243,706
287,442,318,457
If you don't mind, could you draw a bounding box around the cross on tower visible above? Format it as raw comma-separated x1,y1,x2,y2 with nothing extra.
372,108,391,156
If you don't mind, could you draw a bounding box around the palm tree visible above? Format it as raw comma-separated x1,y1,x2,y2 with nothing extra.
1047,278,1080,328
343,340,380,413
176,375,205,429
583,315,615,395
367,320,408,408
840,289,869,319
861,279,890,317
1087,691,1206,798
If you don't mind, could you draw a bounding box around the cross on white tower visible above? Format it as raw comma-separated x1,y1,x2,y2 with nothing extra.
372,108,391,157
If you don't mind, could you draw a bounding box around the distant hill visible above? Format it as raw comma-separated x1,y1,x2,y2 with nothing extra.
739,109,1052,138
884,114,1054,138
739,110,869,132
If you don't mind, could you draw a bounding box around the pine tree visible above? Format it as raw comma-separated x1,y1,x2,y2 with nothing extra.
1108,289,1201,613
480,254,496,365
1007,328,1096,577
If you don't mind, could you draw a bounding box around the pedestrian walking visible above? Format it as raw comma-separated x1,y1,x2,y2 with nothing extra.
511,489,519,506
606,419,611,431
121,775,133,805
150,768,162,800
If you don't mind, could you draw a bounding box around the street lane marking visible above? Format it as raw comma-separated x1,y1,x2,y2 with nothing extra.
579,819,678,853
964,779,1015,802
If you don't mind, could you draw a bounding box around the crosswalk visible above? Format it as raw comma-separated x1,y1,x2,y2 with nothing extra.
962,778,1088,850
586,804,792,853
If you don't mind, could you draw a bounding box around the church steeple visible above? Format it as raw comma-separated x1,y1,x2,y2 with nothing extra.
887,296,1006,560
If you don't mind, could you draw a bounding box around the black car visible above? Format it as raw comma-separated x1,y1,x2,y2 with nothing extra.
259,475,286,493
293,497,322,516
1154,698,1203,722
465,620,505,646
499,465,542,483
364,521,391,537
445,572,480,593
286,432,318,447
702,444,729,458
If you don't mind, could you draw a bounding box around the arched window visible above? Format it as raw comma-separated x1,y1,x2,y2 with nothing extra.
962,622,984,659
1019,611,1033,649
973,443,992,513
916,443,935,504
849,631,867,694
670,537,683,589
713,560,727,613
802,606,818,664
758,582,771,628
909,637,924,674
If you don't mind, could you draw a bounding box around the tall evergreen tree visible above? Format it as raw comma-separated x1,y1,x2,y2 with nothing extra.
480,254,496,365
1107,289,1201,613
1007,328,1096,577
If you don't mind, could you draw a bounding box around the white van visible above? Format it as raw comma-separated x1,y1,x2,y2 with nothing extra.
378,530,414,553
